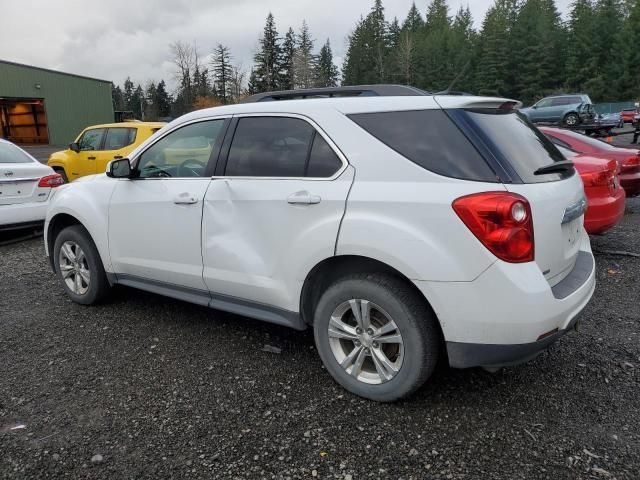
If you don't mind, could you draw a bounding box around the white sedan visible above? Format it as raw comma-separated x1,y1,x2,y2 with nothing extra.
0,139,63,231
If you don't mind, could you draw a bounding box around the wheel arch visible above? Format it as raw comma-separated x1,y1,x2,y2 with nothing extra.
299,254,445,343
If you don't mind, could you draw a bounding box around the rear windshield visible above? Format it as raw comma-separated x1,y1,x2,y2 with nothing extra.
348,109,498,182
463,109,574,183
0,142,33,164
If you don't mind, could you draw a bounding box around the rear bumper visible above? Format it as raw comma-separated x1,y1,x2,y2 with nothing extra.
620,171,640,197
416,236,595,369
584,188,626,234
0,201,48,231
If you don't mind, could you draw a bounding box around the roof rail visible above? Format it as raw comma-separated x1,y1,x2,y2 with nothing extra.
242,84,430,103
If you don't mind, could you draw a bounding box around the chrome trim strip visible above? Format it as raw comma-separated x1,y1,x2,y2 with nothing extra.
0,177,39,184
562,196,587,224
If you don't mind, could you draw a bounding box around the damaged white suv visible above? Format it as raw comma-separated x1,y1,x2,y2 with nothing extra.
45,85,595,402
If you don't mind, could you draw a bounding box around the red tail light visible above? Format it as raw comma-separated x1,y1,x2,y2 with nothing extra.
620,154,640,173
38,174,64,188
452,192,534,263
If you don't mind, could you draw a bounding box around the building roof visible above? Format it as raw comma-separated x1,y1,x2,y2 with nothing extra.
0,59,112,84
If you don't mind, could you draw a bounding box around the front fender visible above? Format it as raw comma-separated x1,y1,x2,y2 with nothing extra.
45,177,117,272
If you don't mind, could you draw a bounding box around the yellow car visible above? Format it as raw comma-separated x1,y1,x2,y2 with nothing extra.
48,122,165,182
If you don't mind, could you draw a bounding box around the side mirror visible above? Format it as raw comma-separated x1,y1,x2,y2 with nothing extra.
69,142,80,153
106,158,132,178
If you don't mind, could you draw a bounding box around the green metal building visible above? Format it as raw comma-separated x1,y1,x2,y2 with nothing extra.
0,60,113,146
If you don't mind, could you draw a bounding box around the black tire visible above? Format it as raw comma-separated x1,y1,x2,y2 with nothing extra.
313,273,440,402
563,113,579,126
53,225,110,304
53,167,68,183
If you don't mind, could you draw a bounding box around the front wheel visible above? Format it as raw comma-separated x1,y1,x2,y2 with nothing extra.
563,113,579,126
53,225,110,304
313,273,440,402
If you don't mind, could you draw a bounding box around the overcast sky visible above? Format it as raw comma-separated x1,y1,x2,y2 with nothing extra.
0,0,571,92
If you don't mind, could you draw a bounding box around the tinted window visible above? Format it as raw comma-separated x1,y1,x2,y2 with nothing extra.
536,98,552,108
568,96,583,104
0,142,33,164
307,135,342,177
546,134,574,151
136,120,225,178
78,128,105,151
348,109,497,182
104,128,136,150
226,117,314,177
551,97,569,106
464,110,573,183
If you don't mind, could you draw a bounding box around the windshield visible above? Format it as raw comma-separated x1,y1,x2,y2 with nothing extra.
0,142,34,164
463,109,573,183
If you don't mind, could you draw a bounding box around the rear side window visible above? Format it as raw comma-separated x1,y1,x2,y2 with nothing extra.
348,109,497,182
551,97,569,106
104,128,136,150
0,142,33,163
464,110,573,183
225,117,343,178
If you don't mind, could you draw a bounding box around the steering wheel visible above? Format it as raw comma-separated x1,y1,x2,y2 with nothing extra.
178,159,207,177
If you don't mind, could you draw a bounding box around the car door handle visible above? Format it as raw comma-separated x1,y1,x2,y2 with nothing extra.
287,191,321,205
88,156,96,160
173,193,199,205
113,155,123,159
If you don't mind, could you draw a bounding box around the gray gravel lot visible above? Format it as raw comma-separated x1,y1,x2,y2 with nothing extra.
1,203,639,480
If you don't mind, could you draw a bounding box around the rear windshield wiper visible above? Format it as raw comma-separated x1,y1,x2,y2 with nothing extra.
534,160,574,176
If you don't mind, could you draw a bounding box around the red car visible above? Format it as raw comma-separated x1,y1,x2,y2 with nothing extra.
540,126,640,196
621,108,637,123
554,145,625,234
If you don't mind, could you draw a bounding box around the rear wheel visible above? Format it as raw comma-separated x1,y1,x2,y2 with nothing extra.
313,273,440,402
563,113,579,126
53,225,110,304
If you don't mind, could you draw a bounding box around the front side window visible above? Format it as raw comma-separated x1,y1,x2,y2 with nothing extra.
536,98,552,108
78,128,105,151
136,120,225,178
104,128,136,150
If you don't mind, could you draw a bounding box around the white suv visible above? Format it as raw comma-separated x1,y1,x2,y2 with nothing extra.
45,86,595,401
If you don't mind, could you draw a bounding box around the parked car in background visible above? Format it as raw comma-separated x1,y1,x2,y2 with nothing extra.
520,94,593,126
0,139,63,231
47,122,165,182
620,108,637,123
554,145,625,234
599,112,623,128
540,126,640,196
44,88,595,402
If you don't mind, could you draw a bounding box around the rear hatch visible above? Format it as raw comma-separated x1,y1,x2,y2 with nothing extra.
0,143,52,205
452,108,586,286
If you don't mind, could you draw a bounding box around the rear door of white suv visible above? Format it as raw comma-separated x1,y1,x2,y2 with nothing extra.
201,114,354,316
108,118,228,296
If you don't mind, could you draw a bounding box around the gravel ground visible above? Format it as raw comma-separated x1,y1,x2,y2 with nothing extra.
1,201,639,480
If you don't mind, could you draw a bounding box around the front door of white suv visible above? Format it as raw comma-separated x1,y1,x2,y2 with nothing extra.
108,119,228,295
201,115,353,314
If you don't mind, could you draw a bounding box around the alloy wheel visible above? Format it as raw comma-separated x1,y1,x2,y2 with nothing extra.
328,299,404,384
58,241,90,295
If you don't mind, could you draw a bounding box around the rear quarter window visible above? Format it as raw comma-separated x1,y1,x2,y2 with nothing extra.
348,109,498,182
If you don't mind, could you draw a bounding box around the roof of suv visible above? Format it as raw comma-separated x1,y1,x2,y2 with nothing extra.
174,95,520,126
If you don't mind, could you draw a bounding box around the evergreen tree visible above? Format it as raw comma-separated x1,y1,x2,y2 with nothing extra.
618,0,640,99
343,1,388,85
293,20,317,89
252,12,282,92
111,83,125,111
315,39,339,87
130,84,146,119
212,44,233,103
402,2,424,32
123,77,134,111
566,0,597,92
155,80,172,118
449,6,476,92
279,27,296,90
510,0,566,104
474,0,516,97
585,0,624,101
145,82,158,120
415,0,452,90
